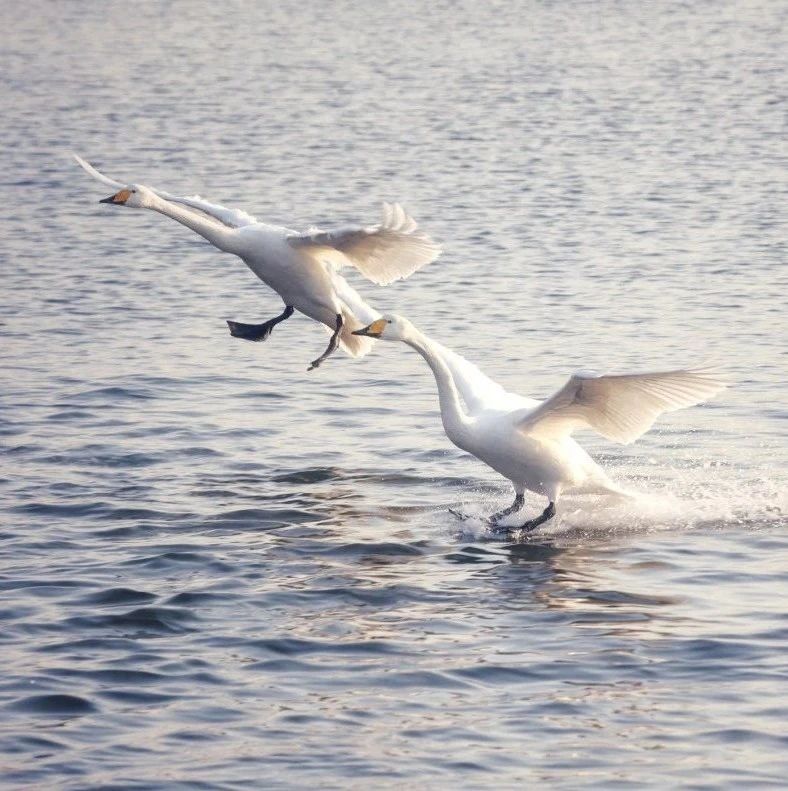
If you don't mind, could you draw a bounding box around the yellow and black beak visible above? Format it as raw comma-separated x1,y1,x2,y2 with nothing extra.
100,189,131,205
352,318,387,338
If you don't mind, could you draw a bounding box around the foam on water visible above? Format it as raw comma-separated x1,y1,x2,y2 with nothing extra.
448,463,786,541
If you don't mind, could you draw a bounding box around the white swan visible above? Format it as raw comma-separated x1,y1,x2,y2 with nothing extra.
73,155,441,370
353,315,727,533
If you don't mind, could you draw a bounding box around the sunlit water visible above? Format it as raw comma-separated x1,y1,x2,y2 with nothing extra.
1,1,786,787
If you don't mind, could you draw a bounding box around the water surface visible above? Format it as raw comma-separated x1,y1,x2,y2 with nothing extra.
1,0,786,787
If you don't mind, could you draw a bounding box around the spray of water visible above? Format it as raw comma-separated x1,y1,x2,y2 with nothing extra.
448,461,786,541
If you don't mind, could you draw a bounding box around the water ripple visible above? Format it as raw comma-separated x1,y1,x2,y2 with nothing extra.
1,0,786,787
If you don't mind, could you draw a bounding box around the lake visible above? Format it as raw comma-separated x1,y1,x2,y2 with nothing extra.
1,0,786,787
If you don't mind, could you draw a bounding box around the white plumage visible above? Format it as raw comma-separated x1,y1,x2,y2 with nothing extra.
354,315,728,534
73,155,441,369
514,367,727,444
289,202,441,285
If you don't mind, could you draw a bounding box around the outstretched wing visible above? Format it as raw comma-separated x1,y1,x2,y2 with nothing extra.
72,154,258,228
287,203,441,285
515,367,728,444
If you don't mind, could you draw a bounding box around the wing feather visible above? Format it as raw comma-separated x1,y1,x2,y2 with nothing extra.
515,367,728,444
287,203,441,285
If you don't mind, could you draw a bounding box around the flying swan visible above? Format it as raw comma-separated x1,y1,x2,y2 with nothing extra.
73,155,441,370
354,315,727,534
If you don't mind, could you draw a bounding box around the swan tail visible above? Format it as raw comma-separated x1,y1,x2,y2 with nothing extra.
338,309,375,358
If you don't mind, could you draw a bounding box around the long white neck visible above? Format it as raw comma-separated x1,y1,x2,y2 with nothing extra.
404,328,472,442
148,194,238,253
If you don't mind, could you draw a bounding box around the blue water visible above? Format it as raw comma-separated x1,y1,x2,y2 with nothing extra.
1,1,786,787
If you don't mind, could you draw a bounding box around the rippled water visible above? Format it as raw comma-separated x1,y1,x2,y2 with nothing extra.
1,1,787,787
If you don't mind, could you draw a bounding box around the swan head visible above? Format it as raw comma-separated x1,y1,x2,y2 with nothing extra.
99,184,155,209
352,313,413,341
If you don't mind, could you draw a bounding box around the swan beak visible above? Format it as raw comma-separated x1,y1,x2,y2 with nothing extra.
352,319,386,338
100,189,131,205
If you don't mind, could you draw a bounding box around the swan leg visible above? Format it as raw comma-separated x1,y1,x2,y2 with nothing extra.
491,500,556,535
308,314,343,371
489,492,525,524
227,305,294,342
448,508,471,520
519,501,556,532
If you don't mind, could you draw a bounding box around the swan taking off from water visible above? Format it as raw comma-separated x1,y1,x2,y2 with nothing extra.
354,315,727,534
73,155,441,370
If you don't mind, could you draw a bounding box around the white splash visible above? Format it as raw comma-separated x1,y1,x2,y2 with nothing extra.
446,464,786,542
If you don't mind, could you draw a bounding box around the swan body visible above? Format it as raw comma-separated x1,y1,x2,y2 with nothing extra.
354,315,728,532
74,155,441,368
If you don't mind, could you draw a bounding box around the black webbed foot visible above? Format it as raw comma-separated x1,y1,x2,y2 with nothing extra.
448,508,473,521
227,319,275,342
227,305,294,342
490,522,512,535
490,502,556,537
